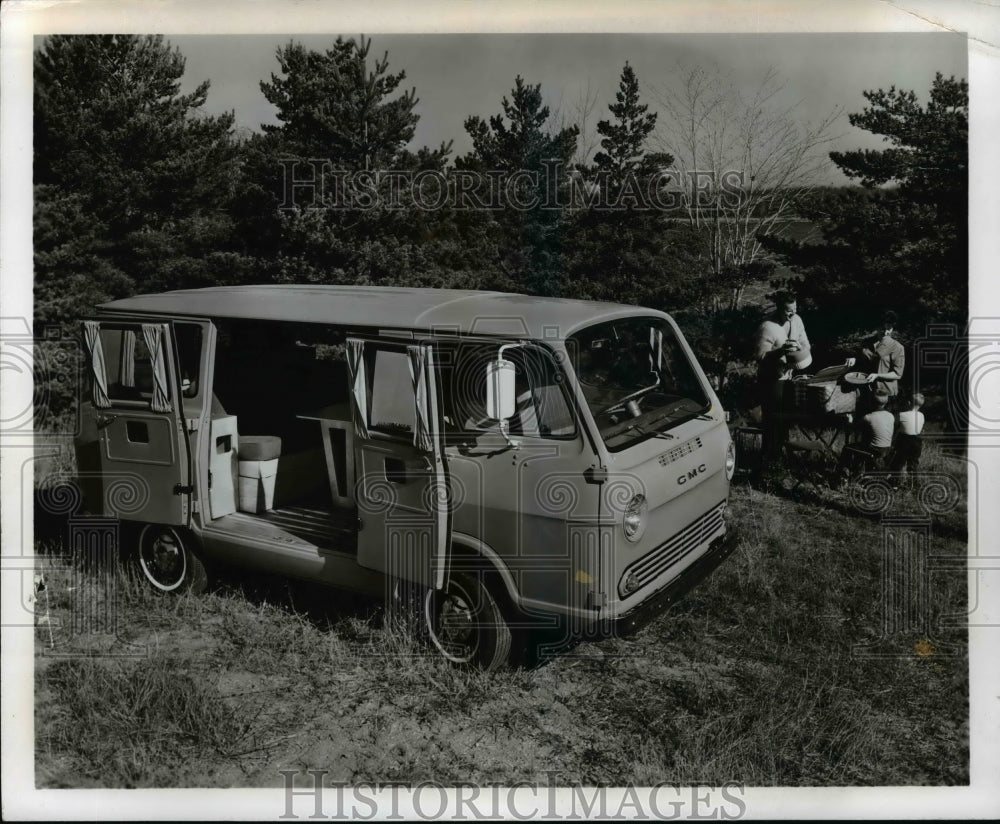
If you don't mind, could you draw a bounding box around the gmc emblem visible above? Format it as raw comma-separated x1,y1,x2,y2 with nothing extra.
677,463,707,485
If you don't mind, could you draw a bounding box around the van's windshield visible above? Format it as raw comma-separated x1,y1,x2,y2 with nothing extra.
568,317,710,451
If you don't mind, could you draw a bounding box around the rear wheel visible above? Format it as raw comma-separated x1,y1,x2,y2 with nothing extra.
135,525,208,595
424,571,512,671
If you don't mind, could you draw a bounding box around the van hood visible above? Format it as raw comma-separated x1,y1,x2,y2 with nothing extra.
602,413,730,510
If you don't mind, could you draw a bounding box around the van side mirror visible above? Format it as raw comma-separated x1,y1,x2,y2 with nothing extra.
485,358,516,421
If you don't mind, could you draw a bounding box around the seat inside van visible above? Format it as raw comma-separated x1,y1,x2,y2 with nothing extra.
210,322,349,513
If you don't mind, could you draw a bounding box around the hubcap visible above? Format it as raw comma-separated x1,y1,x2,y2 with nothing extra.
139,529,186,591
427,583,478,662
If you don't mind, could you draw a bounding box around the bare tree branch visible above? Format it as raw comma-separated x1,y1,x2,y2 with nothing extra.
552,80,602,168
650,64,843,308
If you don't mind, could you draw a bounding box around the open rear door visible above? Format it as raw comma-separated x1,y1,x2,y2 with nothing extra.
79,320,192,524
348,338,449,589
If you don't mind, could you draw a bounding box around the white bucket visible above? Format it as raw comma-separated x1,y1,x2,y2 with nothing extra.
237,458,279,513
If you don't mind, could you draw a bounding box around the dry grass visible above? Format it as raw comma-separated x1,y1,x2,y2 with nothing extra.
33,459,968,788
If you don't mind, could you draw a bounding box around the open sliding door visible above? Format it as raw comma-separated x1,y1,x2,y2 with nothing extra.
347,338,449,589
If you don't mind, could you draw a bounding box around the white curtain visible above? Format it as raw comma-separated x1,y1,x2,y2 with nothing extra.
649,327,663,375
119,329,136,387
141,324,172,413
407,345,434,453
346,339,370,440
82,321,111,408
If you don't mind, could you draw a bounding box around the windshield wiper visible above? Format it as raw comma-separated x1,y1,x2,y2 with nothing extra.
626,422,675,441
626,401,705,441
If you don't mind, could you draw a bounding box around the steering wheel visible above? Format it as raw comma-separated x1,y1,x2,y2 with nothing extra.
597,382,660,417
601,397,638,418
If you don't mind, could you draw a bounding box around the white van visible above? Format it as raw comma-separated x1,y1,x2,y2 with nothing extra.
75,285,737,668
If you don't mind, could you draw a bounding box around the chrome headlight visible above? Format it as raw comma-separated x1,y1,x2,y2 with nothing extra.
623,493,648,542
725,439,737,480
621,572,641,595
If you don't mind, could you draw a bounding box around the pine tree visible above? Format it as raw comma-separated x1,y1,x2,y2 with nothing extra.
251,36,458,287
593,63,668,186
34,34,243,324
767,73,968,340
566,63,678,305
459,76,579,295
260,36,424,170
464,77,578,175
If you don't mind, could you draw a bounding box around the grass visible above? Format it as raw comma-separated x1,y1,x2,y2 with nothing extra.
38,658,253,787
32,456,969,788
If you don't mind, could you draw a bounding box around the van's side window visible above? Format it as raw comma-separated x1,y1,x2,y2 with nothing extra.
366,347,416,438
446,344,575,439
101,326,155,404
174,323,202,399
83,323,177,412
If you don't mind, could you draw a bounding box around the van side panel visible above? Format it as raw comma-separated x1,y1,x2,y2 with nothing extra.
447,436,602,616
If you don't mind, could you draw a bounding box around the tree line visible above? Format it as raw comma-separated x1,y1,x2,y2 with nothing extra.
33,34,968,416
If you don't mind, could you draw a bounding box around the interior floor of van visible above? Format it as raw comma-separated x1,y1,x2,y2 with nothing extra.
261,502,357,549
208,502,359,556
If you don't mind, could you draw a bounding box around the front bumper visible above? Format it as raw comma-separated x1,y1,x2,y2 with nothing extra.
583,527,738,640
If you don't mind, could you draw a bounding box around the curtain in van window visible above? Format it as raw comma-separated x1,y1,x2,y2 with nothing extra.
141,324,172,413
346,339,370,440
119,329,137,387
82,321,111,408
650,326,663,374
407,345,433,453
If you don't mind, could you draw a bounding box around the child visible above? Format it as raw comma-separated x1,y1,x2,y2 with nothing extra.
834,388,894,486
889,393,925,487
861,389,895,470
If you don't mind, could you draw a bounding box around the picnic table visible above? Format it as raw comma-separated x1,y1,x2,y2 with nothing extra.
732,363,868,489
785,410,854,459
783,365,866,451
782,412,856,491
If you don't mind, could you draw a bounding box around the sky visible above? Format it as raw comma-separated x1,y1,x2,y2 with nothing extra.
170,32,968,184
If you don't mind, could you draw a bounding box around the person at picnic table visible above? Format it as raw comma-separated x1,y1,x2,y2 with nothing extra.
847,310,904,408
753,291,811,473
834,387,894,486
889,392,926,487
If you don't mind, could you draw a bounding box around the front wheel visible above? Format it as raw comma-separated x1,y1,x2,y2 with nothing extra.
424,571,512,671
134,525,208,595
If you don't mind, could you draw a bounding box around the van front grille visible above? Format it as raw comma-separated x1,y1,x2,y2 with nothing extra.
618,502,726,597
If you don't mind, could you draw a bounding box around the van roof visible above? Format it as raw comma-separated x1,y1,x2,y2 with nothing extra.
99,285,665,339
